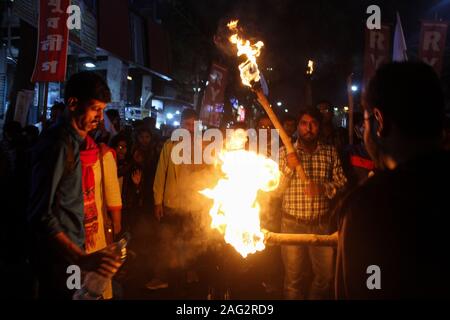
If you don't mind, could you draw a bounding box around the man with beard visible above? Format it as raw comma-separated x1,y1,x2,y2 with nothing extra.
28,72,122,299
279,108,347,300
335,62,450,299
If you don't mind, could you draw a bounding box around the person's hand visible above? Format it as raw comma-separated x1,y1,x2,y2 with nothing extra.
287,152,300,170
303,182,324,197
78,251,122,279
131,169,142,185
154,204,164,222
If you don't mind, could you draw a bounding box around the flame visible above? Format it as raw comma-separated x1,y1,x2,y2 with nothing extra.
200,130,280,258
227,20,264,87
307,60,314,75
227,20,239,30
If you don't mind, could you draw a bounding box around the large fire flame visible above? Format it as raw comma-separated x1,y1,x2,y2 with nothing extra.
200,130,280,258
227,20,264,87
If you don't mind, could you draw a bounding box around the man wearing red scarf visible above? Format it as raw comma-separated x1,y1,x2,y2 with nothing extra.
29,72,122,299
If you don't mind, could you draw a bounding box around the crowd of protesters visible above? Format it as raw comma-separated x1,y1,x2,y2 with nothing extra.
1,61,450,300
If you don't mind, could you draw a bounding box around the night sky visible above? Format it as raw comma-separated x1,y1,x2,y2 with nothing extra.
180,0,449,110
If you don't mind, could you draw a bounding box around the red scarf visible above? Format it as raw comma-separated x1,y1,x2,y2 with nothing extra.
80,135,100,251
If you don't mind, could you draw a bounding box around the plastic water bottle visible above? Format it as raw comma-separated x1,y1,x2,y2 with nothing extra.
73,233,130,300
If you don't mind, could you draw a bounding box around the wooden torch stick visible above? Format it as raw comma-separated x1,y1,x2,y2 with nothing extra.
264,230,338,247
254,89,308,181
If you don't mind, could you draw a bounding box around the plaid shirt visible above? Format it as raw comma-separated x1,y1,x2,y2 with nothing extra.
279,141,347,222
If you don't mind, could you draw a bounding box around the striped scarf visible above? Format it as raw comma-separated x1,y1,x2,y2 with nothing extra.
80,135,100,251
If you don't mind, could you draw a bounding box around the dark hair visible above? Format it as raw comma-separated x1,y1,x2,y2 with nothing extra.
316,100,332,109
282,114,297,124
23,125,39,138
3,121,22,139
136,126,152,137
181,108,199,121
106,109,120,121
365,62,445,139
132,120,144,129
109,133,128,149
298,107,323,125
256,113,270,126
64,71,111,105
143,117,156,125
51,102,65,113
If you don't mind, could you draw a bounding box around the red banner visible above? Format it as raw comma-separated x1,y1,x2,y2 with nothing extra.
31,0,70,83
200,63,228,127
363,25,391,91
419,21,448,77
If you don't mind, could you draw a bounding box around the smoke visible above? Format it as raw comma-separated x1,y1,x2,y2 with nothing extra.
213,4,267,60
140,140,282,278
150,165,224,274
213,18,236,58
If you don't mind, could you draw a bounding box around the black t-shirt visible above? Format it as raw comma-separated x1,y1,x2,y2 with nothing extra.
335,150,450,299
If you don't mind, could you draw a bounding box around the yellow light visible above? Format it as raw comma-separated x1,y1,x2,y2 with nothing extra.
306,60,314,75
200,130,280,258
227,20,264,87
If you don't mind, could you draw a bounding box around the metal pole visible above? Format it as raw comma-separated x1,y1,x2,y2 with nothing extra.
42,82,48,126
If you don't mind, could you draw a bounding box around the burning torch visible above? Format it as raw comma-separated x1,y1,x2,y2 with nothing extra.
199,21,336,255
305,59,314,107
227,20,308,182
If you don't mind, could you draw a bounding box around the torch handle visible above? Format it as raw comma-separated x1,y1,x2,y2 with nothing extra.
264,231,338,247
255,89,308,182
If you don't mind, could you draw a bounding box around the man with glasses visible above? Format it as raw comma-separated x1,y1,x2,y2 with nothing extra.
335,62,450,299
342,113,375,188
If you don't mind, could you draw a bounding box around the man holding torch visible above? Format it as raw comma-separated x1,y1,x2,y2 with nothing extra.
278,107,347,300
224,19,346,299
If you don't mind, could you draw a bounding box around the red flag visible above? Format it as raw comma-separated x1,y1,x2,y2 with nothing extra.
31,0,70,83
419,21,448,77
363,24,391,91
200,63,228,127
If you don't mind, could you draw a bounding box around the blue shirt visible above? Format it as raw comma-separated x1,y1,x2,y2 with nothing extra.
28,119,86,248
